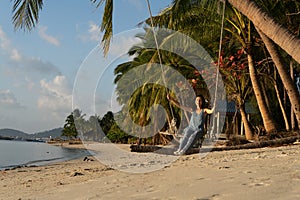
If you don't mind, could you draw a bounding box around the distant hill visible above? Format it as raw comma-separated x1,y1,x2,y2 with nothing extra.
33,128,63,139
0,128,29,139
0,128,63,140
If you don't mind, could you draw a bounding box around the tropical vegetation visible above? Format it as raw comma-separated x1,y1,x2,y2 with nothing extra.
10,0,300,145
61,111,78,139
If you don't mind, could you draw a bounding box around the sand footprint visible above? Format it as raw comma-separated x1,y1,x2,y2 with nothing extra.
194,193,222,200
248,178,271,187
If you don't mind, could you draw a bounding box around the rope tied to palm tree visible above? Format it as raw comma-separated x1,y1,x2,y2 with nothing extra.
210,0,226,137
145,0,176,124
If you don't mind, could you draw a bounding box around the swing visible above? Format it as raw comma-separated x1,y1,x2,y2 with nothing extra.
131,0,226,152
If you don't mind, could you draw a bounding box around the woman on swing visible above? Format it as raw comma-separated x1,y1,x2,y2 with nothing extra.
167,94,214,155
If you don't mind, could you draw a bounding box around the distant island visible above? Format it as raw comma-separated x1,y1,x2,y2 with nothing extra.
0,128,63,142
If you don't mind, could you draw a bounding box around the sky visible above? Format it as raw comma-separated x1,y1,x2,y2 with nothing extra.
0,0,172,133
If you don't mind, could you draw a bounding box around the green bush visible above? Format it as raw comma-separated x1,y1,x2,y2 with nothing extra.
106,124,131,143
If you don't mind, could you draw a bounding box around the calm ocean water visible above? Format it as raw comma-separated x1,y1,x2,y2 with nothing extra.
0,140,91,170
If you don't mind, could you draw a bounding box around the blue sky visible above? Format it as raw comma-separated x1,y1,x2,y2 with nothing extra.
0,0,172,133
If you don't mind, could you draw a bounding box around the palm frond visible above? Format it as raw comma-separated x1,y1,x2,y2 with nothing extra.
91,0,113,55
90,0,106,8
11,0,43,31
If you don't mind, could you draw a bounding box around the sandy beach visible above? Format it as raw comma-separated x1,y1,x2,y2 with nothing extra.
1,143,300,200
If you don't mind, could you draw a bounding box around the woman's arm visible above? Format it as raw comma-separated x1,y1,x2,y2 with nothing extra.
167,94,193,112
204,107,214,114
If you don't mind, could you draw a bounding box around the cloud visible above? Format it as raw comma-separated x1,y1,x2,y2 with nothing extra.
4,56,62,84
0,26,22,61
38,75,72,116
109,36,141,56
88,22,101,42
0,27,10,49
38,26,60,46
22,57,61,75
10,49,22,61
40,75,71,97
0,27,61,78
0,89,21,107
78,21,101,42
25,77,35,90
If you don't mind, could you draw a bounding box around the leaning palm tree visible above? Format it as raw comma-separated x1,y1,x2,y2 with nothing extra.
258,30,300,130
253,0,300,129
226,0,300,64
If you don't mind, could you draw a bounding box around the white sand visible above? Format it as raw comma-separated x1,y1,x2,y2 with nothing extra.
1,144,300,200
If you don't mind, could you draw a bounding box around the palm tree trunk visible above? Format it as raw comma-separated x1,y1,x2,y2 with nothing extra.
153,107,158,145
227,0,300,64
239,104,254,140
248,54,277,132
274,81,290,131
257,29,300,130
261,81,270,110
290,61,296,129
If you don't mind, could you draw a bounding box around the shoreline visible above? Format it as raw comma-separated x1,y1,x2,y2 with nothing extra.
0,141,92,171
1,144,300,199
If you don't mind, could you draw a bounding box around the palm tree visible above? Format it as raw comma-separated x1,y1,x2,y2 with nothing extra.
258,30,300,130
227,0,300,64
114,29,216,143
224,6,278,133
259,65,291,131
253,0,300,130
10,0,300,134
62,112,78,139
99,111,115,134
113,47,165,143
219,47,254,139
149,1,278,135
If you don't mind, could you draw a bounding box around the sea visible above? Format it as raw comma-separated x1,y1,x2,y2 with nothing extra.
0,140,92,170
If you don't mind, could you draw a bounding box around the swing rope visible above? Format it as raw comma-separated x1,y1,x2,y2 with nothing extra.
146,0,176,122
145,0,226,137
211,0,226,137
